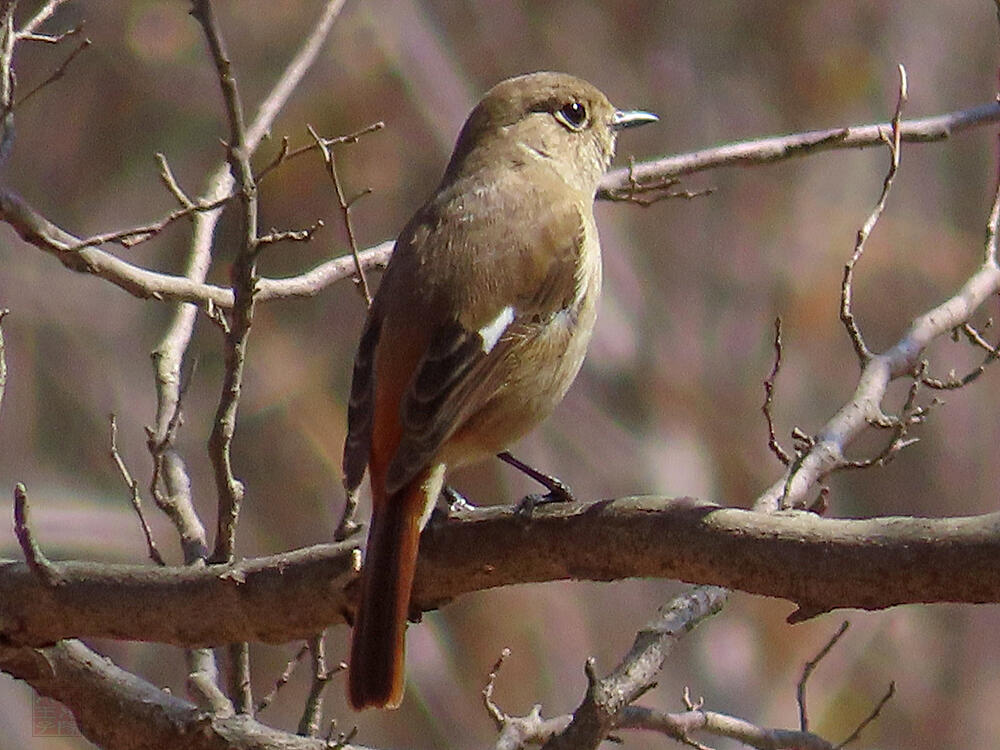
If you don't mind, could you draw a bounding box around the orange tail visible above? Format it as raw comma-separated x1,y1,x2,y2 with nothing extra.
348,474,428,710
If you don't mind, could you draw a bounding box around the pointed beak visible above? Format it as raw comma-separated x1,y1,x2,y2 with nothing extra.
611,109,659,131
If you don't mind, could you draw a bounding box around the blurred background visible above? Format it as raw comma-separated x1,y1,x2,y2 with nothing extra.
1,1,999,747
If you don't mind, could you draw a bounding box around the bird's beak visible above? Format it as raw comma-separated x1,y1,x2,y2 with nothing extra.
611,109,659,131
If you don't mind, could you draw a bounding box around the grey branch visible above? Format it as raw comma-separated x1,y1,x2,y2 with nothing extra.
598,99,1000,198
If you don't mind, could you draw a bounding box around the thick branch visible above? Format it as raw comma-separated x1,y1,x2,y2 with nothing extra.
2,498,999,647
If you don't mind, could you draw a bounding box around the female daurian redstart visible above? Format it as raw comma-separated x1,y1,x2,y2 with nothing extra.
343,71,657,710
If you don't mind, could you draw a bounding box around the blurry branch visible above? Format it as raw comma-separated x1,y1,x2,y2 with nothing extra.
0,189,394,304
755,75,1000,517
307,123,375,305
3,497,1000,647
487,610,862,749
142,0,349,725
109,414,165,566
598,99,1000,201
3,102,998,306
191,0,255,572
540,586,727,750
0,639,374,750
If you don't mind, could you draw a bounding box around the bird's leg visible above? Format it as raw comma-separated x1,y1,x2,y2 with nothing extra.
497,451,576,516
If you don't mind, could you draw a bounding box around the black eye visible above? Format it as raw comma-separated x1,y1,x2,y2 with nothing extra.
555,101,587,130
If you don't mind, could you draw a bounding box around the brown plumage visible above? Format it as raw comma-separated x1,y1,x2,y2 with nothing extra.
343,71,656,710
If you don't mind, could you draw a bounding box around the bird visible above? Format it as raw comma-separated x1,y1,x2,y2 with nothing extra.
342,71,657,710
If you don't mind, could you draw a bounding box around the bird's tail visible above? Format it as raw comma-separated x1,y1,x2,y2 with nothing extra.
347,472,428,710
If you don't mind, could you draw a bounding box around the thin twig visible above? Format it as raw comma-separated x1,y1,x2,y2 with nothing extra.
110,414,165,566
307,124,373,305
297,633,335,737
762,316,791,465
798,621,850,731
835,682,895,748
840,64,908,364
155,152,195,209
599,98,1000,197
483,648,513,729
15,34,89,106
254,120,384,184
191,2,258,718
256,643,310,714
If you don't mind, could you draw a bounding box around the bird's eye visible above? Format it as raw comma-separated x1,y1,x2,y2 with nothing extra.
555,101,588,131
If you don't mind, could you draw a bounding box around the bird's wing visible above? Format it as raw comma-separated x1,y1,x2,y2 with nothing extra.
383,184,589,495
342,307,381,494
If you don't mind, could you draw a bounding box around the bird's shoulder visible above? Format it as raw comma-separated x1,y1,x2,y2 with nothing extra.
388,166,593,329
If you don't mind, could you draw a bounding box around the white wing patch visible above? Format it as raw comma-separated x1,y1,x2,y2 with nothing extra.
478,305,515,353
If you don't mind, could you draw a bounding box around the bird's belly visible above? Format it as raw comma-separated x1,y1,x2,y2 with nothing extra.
441,302,597,468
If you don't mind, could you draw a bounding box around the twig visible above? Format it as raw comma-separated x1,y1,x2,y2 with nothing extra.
191,0,255,569
762,316,791,465
297,633,335,737
835,682,895,748
15,34,89,106
12,483,62,585
483,648,513,729
617,705,834,750
15,0,72,37
541,586,728,750
110,414,165,566
255,120,384,184
186,650,235,717
256,643,310,714
798,621,850,731
840,64,907,364
599,99,1000,197
307,124,373,305
229,642,253,714
191,2,259,718
257,220,324,246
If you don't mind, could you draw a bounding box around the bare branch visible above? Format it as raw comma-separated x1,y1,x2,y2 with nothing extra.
617,705,835,750
15,34,89,106
599,99,1000,197
3,498,1000,647
16,0,72,37
840,65,908,364
757,83,1000,513
798,621,850,731
835,682,895,748
12,483,62,585
256,644,309,715
540,586,728,749
307,123,373,305
762,316,791,466
0,639,373,750
109,414,165,566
